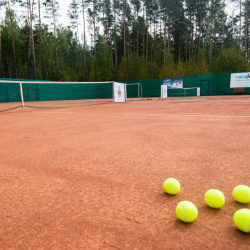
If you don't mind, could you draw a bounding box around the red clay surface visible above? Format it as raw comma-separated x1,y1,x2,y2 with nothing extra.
0,96,250,249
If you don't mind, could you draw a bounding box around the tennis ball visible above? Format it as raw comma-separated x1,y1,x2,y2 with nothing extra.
233,209,250,233
233,185,250,204
163,178,180,195
176,201,198,223
204,189,225,208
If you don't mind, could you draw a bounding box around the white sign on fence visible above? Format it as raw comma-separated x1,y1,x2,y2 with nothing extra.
161,85,168,98
114,82,126,102
230,72,250,88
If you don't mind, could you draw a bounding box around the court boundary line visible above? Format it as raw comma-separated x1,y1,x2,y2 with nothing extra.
134,114,250,118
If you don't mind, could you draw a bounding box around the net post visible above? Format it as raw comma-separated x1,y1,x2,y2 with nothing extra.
197,87,200,96
19,81,25,109
112,81,114,102
125,84,127,101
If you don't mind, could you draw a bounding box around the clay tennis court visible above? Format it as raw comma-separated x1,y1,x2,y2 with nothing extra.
0,96,250,249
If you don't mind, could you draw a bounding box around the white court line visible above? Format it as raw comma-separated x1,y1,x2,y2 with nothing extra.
37,112,73,114
134,114,250,118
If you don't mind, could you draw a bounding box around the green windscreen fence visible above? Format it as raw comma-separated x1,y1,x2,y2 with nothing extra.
0,81,21,102
1,73,250,111
121,79,163,97
0,81,22,111
126,84,142,98
183,73,250,95
22,82,113,101
122,73,250,97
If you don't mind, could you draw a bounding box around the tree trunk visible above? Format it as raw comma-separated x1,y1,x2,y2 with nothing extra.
159,17,161,66
77,28,84,81
239,0,242,53
93,3,96,81
81,0,87,80
221,0,225,51
53,15,59,80
143,5,145,59
209,0,215,69
103,0,105,44
179,27,181,60
163,13,167,63
198,5,202,64
153,17,156,64
8,0,17,78
0,17,3,77
244,0,248,68
38,0,45,79
186,26,188,62
123,0,126,57
29,0,37,79
110,31,114,75
137,10,139,56
27,33,31,78
194,14,198,59
146,9,148,65
167,14,171,55
133,27,135,55
114,12,118,80
150,17,152,63
191,14,194,58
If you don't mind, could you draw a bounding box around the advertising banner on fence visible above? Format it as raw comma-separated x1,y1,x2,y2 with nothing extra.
163,77,183,88
230,72,250,88
114,82,126,102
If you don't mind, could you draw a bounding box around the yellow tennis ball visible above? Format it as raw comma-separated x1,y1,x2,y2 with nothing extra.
233,185,250,204
204,189,225,208
163,178,180,195
233,209,250,233
176,201,198,223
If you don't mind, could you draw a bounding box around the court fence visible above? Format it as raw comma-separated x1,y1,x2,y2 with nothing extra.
121,72,250,97
1,73,250,106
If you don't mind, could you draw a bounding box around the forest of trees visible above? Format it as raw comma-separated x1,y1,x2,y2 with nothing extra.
0,0,250,82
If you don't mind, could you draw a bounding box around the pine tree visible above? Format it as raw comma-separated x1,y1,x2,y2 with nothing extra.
43,0,60,80
68,0,85,80
7,0,18,78
38,0,46,79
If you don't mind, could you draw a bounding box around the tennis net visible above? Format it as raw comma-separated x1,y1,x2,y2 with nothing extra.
167,87,200,97
0,80,115,111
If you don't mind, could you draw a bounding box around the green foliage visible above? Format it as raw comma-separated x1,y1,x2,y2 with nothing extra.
147,61,160,79
117,55,148,81
159,55,177,78
96,41,112,81
185,58,202,76
176,59,186,77
159,55,210,78
212,47,245,74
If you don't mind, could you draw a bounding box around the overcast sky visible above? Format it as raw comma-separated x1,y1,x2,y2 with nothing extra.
1,0,237,45
57,0,91,43
58,0,71,27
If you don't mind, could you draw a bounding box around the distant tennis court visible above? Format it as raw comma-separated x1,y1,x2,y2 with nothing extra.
0,96,249,249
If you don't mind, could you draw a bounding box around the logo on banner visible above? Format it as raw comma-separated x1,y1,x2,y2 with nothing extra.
118,86,121,98
163,77,183,88
236,74,250,80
